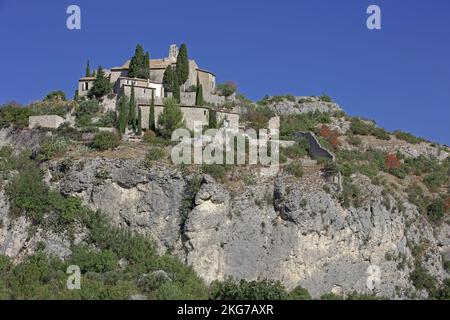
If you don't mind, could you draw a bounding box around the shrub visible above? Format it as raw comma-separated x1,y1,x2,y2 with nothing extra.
44,90,66,102
216,81,237,99
38,137,71,161
210,278,288,300
285,163,303,177
144,147,166,165
0,103,36,128
90,132,121,151
410,263,437,292
280,111,331,139
349,118,375,136
201,164,229,181
427,198,445,223
347,135,362,147
284,139,309,158
319,94,332,102
320,124,340,150
394,130,425,144
372,127,391,140
423,171,447,192
96,110,117,128
288,286,311,300
157,98,185,139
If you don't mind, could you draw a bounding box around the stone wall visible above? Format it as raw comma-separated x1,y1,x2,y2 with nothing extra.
139,104,240,132
204,92,225,106
180,92,196,106
217,111,239,131
29,115,65,129
294,131,335,161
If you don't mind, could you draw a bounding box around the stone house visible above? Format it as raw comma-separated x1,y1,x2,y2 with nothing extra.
138,104,239,132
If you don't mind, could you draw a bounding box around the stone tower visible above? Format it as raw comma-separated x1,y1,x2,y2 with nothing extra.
168,44,179,63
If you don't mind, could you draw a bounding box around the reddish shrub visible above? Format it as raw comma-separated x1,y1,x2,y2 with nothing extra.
320,124,340,150
385,153,401,170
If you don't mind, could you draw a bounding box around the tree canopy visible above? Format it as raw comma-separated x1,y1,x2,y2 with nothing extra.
157,97,185,138
88,66,112,100
128,44,150,79
176,43,189,85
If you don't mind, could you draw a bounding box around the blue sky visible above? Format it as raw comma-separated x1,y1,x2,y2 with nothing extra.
0,0,449,144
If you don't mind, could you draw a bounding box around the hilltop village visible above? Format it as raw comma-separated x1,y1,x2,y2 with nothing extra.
0,43,448,301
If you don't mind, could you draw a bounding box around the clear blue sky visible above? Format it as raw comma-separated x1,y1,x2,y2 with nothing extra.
0,0,449,144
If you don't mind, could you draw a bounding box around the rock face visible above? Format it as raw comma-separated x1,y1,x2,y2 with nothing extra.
264,96,342,116
1,157,445,299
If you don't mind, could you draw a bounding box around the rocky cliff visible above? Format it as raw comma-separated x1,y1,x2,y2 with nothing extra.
1,153,447,299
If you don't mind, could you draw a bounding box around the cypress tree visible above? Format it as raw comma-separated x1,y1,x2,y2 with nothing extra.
209,109,217,129
195,76,203,106
118,95,129,134
137,107,142,135
128,44,145,78
129,84,136,132
88,66,112,99
143,51,150,79
85,60,91,77
149,90,155,131
173,73,180,103
176,44,189,86
162,66,175,92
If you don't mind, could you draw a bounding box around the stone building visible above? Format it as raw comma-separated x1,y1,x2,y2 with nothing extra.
138,104,239,132
77,44,218,106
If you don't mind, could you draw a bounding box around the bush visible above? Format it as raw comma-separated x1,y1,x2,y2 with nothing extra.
44,90,66,102
144,147,166,165
427,198,445,223
201,164,230,181
285,163,303,177
157,98,185,139
394,130,425,144
96,111,117,128
90,132,121,151
210,278,289,300
38,137,70,161
410,263,437,292
347,135,362,146
319,94,332,102
280,111,331,139
0,103,36,128
284,139,309,159
288,286,311,300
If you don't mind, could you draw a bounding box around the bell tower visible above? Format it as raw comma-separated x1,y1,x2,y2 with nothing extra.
168,44,179,63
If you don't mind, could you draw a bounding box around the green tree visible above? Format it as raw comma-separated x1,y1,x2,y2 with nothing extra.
209,109,217,129
85,60,91,77
44,90,66,101
173,73,181,103
137,107,142,135
157,97,185,138
118,95,129,134
176,43,189,86
162,66,175,92
88,66,112,99
195,76,203,106
217,81,237,100
128,84,137,132
128,44,150,79
149,91,155,131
